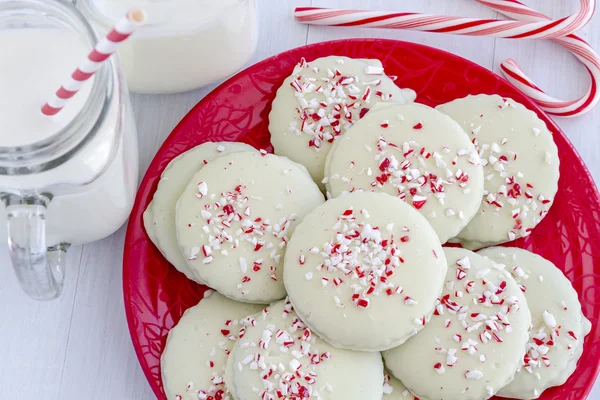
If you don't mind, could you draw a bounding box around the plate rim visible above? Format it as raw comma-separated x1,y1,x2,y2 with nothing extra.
123,37,600,400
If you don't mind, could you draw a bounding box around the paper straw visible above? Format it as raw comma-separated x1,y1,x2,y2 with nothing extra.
41,9,146,116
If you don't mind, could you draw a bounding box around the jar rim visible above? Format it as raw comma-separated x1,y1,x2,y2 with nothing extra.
0,0,112,174
77,0,251,37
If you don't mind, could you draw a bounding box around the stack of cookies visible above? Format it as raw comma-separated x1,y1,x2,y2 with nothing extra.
144,56,590,400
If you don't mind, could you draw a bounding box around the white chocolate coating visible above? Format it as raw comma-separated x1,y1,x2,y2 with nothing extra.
228,299,384,400
176,151,324,303
383,371,417,400
161,291,263,400
437,95,559,249
269,56,416,188
146,142,256,281
324,103,484,243
478,247,592,399
284,192,447,351
143,200,160,252
384,248,531,400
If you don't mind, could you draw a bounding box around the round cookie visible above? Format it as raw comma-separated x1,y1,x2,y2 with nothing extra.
324,103,484,243
269,56,416,188
284,191,447,351
146,141,257,281
383,371,417,399
384,248,531,400
161,291,263,400
176,151,324,303
478,247,592,399
227,299,384,400
143,200,160,252
437,94,560,249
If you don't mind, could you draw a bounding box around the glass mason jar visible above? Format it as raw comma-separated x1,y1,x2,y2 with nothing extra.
0,0,138,300
76,0,259,94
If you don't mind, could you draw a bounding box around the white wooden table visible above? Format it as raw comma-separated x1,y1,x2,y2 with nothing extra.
1,1,599,399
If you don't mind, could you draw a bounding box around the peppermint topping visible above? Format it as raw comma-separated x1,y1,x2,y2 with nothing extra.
287,58,396,152
174,315,256,400
297,208,415,309
430,255,523,388
472,105,554,240
465,370,484,380
333,136,479,217
505,259,581,378
236,300,332,399
187,184,296,293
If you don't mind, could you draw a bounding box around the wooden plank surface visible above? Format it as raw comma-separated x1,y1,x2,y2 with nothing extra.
1,1,598,399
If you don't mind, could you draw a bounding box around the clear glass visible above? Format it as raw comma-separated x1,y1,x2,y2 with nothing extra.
77,0,258,94
0,0,139,300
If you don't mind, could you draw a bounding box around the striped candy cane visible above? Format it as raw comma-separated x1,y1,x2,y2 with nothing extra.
41,9,146,116
294,1,599,117
294,0,595,39
478,0,600,117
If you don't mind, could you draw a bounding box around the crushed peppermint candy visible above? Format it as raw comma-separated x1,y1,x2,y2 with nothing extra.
188,184,297,292
173,313,257,400
285,58,396,152
297,208,416,309
473,128,554,240
426,253,526,391
542,310,556,328
234,299,332,400
333,136,479,218
465,370,484,380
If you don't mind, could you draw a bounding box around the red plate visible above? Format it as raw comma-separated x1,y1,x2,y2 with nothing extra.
123,39,600,400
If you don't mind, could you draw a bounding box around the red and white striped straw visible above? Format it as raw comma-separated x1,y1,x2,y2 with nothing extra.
294,0,595,39
41,9,146,116
294,0,599,117
479,0,600,117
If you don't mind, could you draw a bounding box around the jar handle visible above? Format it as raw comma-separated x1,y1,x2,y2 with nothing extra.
4,194,69,300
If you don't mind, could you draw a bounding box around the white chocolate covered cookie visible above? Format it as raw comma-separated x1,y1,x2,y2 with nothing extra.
176,151,324,303
383,371,417,400
437,95,560,249
270,56,416,188
161,291,263,400
284,191,447,351
384,248,531,400
145,142,257,281
227,299,384,400
324,103,484,243
478,247,592,399
143,200,159,251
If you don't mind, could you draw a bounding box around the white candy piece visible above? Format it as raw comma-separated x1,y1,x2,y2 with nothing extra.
479,247,592,399
384,248,531,400
437,95,559,250
270,56,416,189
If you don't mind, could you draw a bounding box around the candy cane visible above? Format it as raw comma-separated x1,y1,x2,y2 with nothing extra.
294,0,595,39
294,1,599,117
477,0,600,117
41,9,145,116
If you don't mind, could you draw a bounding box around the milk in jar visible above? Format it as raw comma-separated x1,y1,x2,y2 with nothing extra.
78,0,258,94
0,0,138,300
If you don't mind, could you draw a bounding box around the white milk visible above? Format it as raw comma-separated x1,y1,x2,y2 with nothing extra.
79,0,258,93
0,29,138,246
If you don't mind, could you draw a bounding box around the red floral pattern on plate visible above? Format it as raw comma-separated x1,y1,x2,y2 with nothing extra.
123,39,600,400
